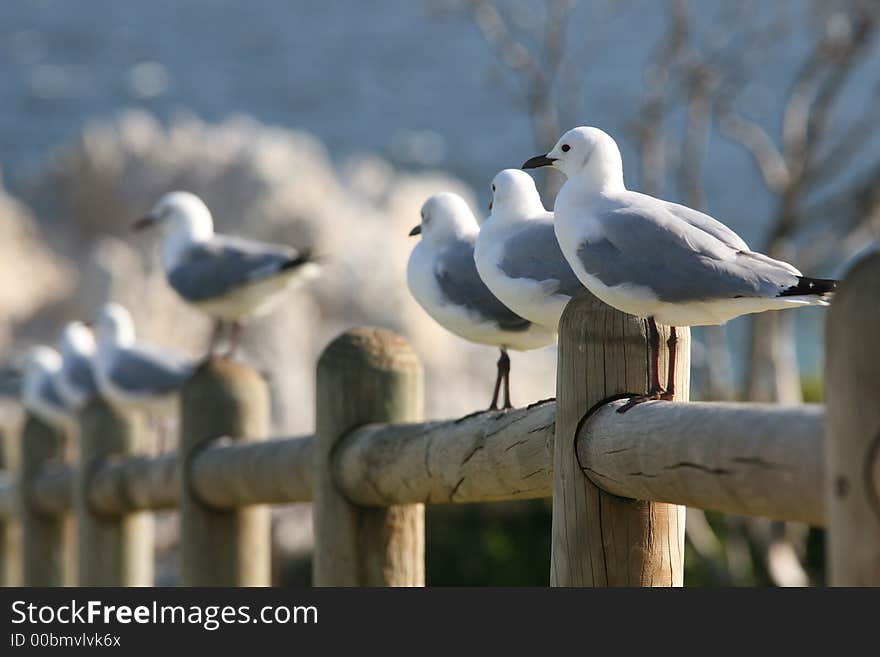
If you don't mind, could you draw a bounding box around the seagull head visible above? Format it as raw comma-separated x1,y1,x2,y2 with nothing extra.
134,191,215,268
489,169,546,220
58,320,96,359
21,346,62,388
522,127,624,190
410,193,478,247
95,303,136,349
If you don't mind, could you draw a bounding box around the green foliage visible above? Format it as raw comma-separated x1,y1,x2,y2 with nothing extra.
426,500,552,586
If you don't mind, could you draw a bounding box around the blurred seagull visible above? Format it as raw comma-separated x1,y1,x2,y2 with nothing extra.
93,303,193,410
523,126,837,411
21,346,70,431
474,169,584,331
407,192,556,410
56,320,99,411
133,191,319,356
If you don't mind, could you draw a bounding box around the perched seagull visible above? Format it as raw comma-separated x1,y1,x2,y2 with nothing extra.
93,303,193,411
21,346,70,431
55,320,99,411
474,169,584,331
407,192,556,410
133,191,319,356
523,126,837,411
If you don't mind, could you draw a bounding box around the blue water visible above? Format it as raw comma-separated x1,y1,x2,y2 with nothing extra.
1,0,876,377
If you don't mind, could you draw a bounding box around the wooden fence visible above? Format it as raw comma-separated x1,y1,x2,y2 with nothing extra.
1,252,879,587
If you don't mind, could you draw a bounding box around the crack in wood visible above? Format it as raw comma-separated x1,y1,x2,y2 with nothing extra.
662,461,731,475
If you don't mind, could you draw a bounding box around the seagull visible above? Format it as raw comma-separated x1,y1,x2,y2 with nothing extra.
523,126,837,411
93,303,193,411
133,191,319,356
474,169,584,331
21,346,71,431
407,192,556,410
55,320,100,411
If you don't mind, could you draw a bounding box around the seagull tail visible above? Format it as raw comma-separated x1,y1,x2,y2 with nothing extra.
778,276,838,299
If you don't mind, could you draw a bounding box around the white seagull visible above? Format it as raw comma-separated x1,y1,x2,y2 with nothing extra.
407,192,556,410
133,191,319,356
56,320,99,411
93,303,193,411
474,169,584,331
21,346,71,431
523,126,836,411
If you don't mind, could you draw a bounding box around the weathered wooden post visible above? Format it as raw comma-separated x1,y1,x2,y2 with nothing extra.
179,359,270,586
826,252,880,585
77,399,154,585
313,327,424,586
20,416,68,586
552,294,689,586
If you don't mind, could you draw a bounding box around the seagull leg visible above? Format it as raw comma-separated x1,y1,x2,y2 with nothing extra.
225,321,243,358
207,321,224,358
500,347,513,410
488,348,505,410
618,317,674,413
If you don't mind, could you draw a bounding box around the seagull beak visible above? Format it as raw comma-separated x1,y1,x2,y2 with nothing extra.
522,154,557,170
408,225,422,237
132,215,157,232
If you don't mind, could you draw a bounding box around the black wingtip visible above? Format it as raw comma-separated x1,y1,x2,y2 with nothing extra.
280,249,313,271
779,276,838,298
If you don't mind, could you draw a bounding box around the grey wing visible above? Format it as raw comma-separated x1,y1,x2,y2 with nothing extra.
578,208,799,303
40,376,68,412
436,239,532,332
67,353,98,396
168,236,307,303
110,347,192,395
498,223,584,297
662,199,749,251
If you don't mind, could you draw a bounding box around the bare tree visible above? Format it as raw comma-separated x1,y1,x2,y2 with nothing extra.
457,0,575,198
717,0,880,402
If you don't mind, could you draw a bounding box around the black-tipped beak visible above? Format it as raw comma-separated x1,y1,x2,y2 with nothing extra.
409,225,422,237
522,154,556,170
132,215,157,232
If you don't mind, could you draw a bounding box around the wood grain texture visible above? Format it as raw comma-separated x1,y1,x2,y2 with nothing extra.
20,415,68,586
179,358,271,586
336,401,554,506
579,400,824,525
77,399,154,586
825,252,880,585
552,294,688,587
192,435,312,508
89,453,177,514
313,327,424,586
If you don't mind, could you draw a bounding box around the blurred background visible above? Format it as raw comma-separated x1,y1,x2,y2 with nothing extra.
0,0,877,586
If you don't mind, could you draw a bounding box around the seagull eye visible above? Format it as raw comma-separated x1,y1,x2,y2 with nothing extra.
491,184,495,192
561,144,571,153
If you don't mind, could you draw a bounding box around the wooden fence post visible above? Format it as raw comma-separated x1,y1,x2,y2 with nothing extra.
313,327,424,586
552,294,689,586
20,416,68,586
77,399,154,585
179,359,270,586
825,252,880,585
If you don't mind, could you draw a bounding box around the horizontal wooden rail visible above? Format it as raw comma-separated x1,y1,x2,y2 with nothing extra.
89,453,178,515
30,463,73,516
190,436,313,508
578,399,825,526
335,400,555,506
0,398,832,526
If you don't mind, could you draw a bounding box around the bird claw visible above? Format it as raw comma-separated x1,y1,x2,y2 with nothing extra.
616,388,673,413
